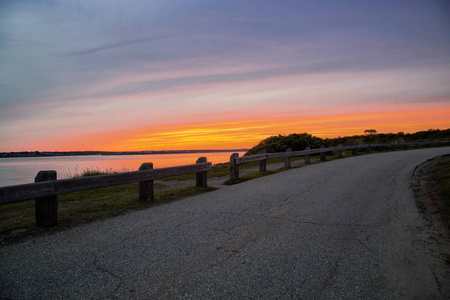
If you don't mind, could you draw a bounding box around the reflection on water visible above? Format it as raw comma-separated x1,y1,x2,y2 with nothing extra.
0,152,246,187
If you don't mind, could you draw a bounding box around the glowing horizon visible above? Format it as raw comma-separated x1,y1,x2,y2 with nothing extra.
5,107,449,152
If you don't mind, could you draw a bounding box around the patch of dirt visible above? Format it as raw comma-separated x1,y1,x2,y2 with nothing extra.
415,156,450,242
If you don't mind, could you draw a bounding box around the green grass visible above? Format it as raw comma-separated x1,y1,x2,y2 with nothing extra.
162,163,230,181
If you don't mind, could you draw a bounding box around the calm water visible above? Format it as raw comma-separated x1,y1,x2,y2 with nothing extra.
0,152,246,187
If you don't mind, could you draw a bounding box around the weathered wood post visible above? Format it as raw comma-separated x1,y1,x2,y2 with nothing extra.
230,153,239,180
305,147,311,164
285,148,292,168
139,163,154,202
196,157,208,187
337,144,343,158
35,170,57,227
259,150,267,172
320,145,326,161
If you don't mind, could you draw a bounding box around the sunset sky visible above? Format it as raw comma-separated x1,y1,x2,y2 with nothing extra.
1,0,449,151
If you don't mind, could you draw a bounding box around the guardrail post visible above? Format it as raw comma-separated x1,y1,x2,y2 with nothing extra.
139,163,154,202
391,142,395,151
403,143,407,150
196,157,208,187
285,148,292,168
259,150,267,172
379,144,383,152
305,147,311,164
230,153,239,180
352,145,357,156
415,142,419,149
35,170,57,227
337,144,343,158
366,144,370,153
320,146,326,161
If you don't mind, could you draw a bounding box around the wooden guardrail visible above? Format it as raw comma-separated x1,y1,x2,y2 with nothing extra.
229,140,449,180
0,157,212,227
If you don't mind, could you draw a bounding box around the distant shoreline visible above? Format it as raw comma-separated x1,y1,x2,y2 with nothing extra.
0,149,250,158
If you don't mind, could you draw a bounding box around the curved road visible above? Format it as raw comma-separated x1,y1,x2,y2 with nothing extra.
1,148,450,299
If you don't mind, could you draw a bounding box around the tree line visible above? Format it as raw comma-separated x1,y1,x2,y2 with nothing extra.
245,129,450,156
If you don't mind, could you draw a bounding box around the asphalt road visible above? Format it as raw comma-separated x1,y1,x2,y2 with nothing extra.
1,147,450,299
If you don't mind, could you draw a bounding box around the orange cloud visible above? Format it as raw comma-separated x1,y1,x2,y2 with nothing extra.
8,107,450,152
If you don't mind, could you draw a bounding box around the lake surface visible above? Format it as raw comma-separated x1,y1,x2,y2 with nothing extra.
0,152,246,187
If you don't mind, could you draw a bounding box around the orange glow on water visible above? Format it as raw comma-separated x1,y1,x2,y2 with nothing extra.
19,107,449,152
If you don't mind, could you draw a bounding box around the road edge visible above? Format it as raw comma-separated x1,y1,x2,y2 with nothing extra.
411,154,450,243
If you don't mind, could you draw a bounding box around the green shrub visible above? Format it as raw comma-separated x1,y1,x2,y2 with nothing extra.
245,133,326,156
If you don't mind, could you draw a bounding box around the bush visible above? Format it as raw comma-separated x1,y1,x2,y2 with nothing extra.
245,133,326,156
245,129,450,156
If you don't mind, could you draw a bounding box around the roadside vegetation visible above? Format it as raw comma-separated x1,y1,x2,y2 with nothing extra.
433,156,450,222
419,155,450,265
245,128,450,156
66,167,130,178
245,133,324,155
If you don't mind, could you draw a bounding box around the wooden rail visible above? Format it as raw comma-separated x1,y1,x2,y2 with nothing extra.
0,157,212,227
229,140,449,180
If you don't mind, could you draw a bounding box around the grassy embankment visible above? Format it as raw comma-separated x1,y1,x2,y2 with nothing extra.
422,155,450,267
432,156,450,223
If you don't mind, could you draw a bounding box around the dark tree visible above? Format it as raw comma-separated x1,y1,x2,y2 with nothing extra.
364,129,377,135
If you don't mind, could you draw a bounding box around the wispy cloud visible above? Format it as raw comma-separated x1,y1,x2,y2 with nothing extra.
63,34,181,57
0,0,449,151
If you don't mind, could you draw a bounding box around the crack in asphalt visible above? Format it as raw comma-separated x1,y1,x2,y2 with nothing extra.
355,238,379,255
92,258,122,299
